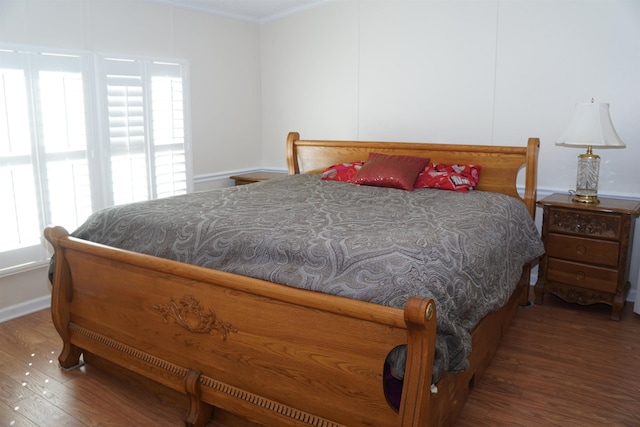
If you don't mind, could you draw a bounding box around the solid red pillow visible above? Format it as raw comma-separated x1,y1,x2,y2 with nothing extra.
321,161,365,182
350,152,430,191
414,162,481,192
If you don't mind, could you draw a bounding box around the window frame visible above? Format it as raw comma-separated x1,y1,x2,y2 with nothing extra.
0,43,193,277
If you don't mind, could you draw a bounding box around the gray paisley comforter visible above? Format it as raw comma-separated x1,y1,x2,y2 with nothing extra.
71,174,544,381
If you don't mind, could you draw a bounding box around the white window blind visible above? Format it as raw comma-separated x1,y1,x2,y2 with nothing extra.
36,54,94,234
0,46,191,276
100,58,188,205
150,63,187,199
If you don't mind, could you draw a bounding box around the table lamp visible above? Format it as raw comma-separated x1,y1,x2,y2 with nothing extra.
556,99,626,203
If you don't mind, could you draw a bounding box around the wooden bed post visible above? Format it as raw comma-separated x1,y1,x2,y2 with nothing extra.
521,137,540,306
399,297,437,426
45,226,84,370
286,131,300,175
523,137,540,219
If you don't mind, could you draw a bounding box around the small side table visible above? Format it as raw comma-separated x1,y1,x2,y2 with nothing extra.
229,171,288,186
534,193,640,320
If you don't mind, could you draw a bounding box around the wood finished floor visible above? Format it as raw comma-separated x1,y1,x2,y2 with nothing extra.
1,292,639,426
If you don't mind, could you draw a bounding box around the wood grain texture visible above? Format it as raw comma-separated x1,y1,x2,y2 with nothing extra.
286,132,540,217
2,293,639,426
457,290,640,427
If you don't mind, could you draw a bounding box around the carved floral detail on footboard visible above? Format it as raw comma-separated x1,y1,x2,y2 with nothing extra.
154,295,238,340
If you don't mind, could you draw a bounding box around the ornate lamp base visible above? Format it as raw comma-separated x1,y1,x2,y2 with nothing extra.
572,193,599,204
574,146,600,204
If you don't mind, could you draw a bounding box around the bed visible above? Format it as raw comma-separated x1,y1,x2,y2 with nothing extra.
45,132,543,427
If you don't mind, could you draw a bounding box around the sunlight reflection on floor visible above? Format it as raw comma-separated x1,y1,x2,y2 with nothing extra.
10,350,59,426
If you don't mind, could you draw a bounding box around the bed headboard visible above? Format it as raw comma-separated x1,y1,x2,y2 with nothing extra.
286,131,540,218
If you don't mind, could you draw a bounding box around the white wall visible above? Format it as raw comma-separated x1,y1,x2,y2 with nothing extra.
0,0,262,181
261,0,639,199
0,0,262,319
260,0,640,302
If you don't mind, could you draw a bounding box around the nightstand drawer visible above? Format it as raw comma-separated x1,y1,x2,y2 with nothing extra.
548,209,620,239
546,233,619,267
546,258,618,293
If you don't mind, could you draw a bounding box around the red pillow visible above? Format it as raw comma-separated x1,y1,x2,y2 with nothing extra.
350,152,430,191
414,162,481,192
321,161,365,182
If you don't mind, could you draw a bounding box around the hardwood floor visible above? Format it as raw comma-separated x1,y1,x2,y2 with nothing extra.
1,292,639,426
456,294,640,427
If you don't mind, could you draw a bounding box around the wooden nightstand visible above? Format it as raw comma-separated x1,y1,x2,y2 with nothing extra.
534,193,640,320
229,171,288,186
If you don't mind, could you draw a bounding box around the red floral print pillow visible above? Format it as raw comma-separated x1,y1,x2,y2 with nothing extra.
321,161,365,182
414,162,481,192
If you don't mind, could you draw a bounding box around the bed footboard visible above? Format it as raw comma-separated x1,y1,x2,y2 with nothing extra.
45,226,437,427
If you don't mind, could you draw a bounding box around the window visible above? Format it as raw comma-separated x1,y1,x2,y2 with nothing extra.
0,46,191,276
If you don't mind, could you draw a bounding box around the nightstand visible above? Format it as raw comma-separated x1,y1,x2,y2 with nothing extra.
534,193,640,320
229,171,288,186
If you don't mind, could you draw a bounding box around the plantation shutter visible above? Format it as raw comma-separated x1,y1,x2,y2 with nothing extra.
0,50,93,272
101,57,188,206
34,53,94,230
149,62,187,199
0,46,191,276
0,51,42,271
102,58,149,205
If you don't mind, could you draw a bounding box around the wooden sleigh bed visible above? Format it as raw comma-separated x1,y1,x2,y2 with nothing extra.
45,132,542,427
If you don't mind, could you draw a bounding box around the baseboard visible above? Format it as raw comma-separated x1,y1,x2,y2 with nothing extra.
0,295,51,323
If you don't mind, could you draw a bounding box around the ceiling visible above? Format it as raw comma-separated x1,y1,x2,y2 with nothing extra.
155,0,326,21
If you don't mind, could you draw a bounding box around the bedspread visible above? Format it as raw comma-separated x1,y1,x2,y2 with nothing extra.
70,174,544,381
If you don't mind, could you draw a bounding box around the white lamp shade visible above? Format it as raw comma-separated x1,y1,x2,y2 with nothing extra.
556,102,626,148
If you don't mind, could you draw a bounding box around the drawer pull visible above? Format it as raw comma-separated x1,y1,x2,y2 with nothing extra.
575,244,586,255
576,271,586,281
